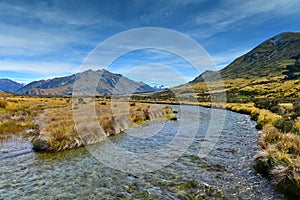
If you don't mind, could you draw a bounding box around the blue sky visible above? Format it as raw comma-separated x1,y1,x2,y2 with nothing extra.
0,0,300,86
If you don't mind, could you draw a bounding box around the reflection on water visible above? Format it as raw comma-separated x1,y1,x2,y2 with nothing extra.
0,105,286,199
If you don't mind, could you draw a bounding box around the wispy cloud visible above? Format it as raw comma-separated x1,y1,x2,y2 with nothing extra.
0,0,122,58
187,0,300,39
0,60,79,82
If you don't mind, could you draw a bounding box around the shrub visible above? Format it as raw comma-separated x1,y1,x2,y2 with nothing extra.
274,118,296,133
291,102,300,120
254,98,279,110
0,99,8,108
78,98,86,104
129,102,136,107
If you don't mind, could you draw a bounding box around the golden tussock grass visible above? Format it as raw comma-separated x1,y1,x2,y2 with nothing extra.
32,99,176,151
0,96,70,142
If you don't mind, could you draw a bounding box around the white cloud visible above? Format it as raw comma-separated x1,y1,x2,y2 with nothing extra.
0,60,79,77
0,24,75,56
82,27,218,77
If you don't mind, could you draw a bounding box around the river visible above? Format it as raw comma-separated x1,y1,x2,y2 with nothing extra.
0,105,286,199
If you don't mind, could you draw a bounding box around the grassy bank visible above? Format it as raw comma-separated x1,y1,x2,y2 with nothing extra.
0,96,176,152
32,98,176,152
198,101,300,198
0,96,68,141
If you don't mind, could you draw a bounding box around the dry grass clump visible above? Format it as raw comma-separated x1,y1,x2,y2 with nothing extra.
99,115,116,134
0,95,175,151
164,106,178,120
270,164,300,197
260,128,300,155
254,148,300,197
254,128,300,197
0,120,35,135
32,105,80,151
0,120,35,140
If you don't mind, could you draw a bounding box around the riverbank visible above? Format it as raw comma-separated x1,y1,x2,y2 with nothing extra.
0,96,177,152
32,99,177,152
224,103,300,198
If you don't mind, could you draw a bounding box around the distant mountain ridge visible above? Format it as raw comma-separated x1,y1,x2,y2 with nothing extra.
220,32,300,80
192,32,300,82
0,79,24,93
16,69,154,96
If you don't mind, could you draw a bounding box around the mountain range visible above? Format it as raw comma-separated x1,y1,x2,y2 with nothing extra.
1,69,154,96
0,79,24,93
194,32,300,82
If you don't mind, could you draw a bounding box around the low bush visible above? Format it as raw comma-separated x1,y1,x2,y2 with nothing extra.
129,102,136,107
291,102,300,120
274,118,297,134
0,99,8,108
254,98,279,111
